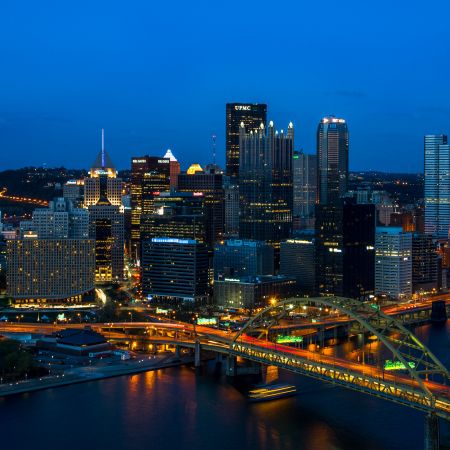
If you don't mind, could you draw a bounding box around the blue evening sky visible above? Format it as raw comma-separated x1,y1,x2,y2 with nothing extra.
1,0,449,172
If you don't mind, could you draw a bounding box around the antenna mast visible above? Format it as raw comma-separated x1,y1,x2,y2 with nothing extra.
212,133,217,165
101,128,105,168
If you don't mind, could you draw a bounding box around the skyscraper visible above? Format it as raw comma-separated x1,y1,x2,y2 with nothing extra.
239,120,294,247
177,165,224,246
163,149,181,190
424,134,450,238
315,199,375,299
84,130,123,207
130,156,171,257
293,150,317,230
140,191,206,244
141,237,209,305
317,116,349,205
226,103,267,178
375,227,412,299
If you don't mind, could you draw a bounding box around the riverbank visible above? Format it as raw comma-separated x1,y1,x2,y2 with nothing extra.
0,354,193,398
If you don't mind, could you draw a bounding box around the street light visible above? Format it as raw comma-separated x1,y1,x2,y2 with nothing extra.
128,311,133,323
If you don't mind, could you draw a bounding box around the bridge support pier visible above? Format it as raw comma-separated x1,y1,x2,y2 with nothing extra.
424,413,439,450
194,340,201,368
174,345,180,359
226,356,237,376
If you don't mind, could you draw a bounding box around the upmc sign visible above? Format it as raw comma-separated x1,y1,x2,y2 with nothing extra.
234,105,251,111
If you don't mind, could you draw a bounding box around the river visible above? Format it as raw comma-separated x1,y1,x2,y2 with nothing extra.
0,322,448,450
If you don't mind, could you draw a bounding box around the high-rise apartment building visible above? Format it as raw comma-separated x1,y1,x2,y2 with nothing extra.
424,134,450,238
239,121,293,247
293,151,317,230
226,103,267,178
317,117,349,205
375,227,412,299
130,156,171,258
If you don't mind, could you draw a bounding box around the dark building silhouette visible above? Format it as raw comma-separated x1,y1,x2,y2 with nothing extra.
315,199,375,299
239,120,293,250
177,165,224,246
226,103,267,178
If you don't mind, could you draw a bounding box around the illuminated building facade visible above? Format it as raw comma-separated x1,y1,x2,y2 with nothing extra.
141,237,209,304
84,131,123,207
239,121,294,247
177,166,224,246
7,238,95,305
130,156,170,258
140,191,206,244
424,134,450,238
88,203,124,282
317,116,349,205
226,103,267,178
375,227,412,299
214,275,296,309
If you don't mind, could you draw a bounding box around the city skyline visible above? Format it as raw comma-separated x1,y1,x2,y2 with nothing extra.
1,1,449,172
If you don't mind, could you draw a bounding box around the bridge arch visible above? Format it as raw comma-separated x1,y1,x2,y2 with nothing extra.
233,296,449,400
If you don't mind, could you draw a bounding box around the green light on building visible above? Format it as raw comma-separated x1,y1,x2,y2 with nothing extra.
276,335,303,344
384,360,415,371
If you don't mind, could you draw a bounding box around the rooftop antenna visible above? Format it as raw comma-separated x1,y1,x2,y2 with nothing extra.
101,128,105,168
211,133,217,165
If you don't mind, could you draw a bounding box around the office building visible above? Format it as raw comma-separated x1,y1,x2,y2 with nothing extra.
63,180,84,207
7,238,95,306
342,201,375,299
84,130,123,207
163,149,181,189
226,103,267,178
293,151,317,230
28,197,89,240
130,156,171,258
424,134,450,238
317,116,349,205
412,233,439,293
214,275,296,309
375,227,412,299
315,200,375,299
279,233,315,294
88,203,124,282
140,191,206,244
177,165,224,246
141,237,209,305
213,239,274,281
224,182,239,237
239,120,293,247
